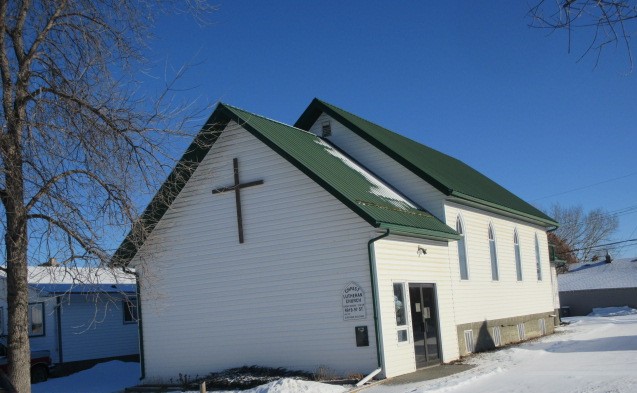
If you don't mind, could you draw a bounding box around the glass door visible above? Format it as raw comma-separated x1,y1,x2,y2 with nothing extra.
409,283,441,368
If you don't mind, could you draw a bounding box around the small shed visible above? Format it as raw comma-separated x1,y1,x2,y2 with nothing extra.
558,258,637,316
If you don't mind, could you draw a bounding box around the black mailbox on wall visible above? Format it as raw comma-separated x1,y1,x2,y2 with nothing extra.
355,326,369,347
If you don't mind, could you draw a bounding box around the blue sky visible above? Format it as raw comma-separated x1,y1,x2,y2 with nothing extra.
146,1,636,257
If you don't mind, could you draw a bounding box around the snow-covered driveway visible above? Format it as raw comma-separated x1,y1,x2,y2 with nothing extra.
364,309,637,393
30,309,637,393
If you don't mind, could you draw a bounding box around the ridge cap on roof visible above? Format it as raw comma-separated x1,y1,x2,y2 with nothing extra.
309,98,490,177
221,102,317,137
297,99,557,228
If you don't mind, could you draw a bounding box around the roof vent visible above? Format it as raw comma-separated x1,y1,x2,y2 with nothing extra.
321,120,332,137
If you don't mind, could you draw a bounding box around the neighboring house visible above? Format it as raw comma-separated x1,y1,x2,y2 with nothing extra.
113,99,560,381
0,266,139,366
558,258,637,316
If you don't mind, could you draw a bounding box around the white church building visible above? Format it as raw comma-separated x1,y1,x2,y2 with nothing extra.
113,99,560,381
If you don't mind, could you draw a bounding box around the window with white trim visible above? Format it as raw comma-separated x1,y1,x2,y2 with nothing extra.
28,303,45,336
488,224,499,281
456,216,469,280
535,234,543,281
514,229,523,281
393,283,408,342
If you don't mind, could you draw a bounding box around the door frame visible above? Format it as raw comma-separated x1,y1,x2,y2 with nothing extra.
408,282,443,368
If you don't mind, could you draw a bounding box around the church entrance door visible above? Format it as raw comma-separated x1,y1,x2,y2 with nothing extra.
409,283,441,368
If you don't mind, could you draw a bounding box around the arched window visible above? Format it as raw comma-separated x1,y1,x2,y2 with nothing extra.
488,224,499,281
535,234,543,281
514,229,522,281
456,217,469,280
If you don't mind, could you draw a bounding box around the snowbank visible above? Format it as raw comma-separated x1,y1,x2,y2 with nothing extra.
186,378,347,393
588,306,637,317
363,312,637,393
31,360,139,393
33,361,347,393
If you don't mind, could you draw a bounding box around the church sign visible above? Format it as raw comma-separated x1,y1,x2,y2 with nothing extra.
342,282,366,321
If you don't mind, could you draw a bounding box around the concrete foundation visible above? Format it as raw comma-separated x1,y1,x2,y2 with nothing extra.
456,311,555,356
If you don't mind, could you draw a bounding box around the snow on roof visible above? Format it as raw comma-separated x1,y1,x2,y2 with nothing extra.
558,257,637,291
314,138,417,210
0,266,136,294
26,266,135,284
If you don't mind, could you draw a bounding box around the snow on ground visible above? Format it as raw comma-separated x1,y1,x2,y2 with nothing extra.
589,306,637,317
30,309,637,393
363,309,637,393
184,379,348,393
31,360,140,393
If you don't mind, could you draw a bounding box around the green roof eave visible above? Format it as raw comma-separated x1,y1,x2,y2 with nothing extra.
294,98,452,195
296,98,558,228
111,109,231,267
378,223,460,242
295,99,453,195
218,106,381,230
221,104,457,239
447,192,559,229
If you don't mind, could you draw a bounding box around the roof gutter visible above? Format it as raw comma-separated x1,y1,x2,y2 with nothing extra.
447,194,559,230
378,223,459,242
367,229,390,370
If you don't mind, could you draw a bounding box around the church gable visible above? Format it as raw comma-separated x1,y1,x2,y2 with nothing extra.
131,119,373,262
295,99,557,228
114,104,458,267
304,112,448,220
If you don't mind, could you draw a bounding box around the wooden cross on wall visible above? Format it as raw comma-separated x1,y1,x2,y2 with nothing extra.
211,158,264,243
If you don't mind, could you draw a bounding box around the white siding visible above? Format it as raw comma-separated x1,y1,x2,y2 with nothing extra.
59,294,138,362
550,264,560,310
443,202,555,324
132,122,378,382
373,236,458,378
308,114,447,219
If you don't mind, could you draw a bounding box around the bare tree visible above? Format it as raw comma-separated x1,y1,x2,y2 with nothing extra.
548,203,619,264
529,0,637,71
0,1,214,391
547,232,577,273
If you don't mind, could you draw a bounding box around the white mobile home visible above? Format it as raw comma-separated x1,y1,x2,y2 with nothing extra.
114,99,559,381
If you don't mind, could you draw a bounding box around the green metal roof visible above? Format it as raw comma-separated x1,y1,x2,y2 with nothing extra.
295,99,558,228
112,103,458,266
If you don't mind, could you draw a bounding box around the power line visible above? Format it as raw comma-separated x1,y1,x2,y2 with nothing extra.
532,171,637,202
548,203,637,227
568,238,637,252
616,223,637,255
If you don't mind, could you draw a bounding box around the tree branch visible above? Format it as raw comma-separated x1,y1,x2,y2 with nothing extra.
25,169,121,212
26,213,106,260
